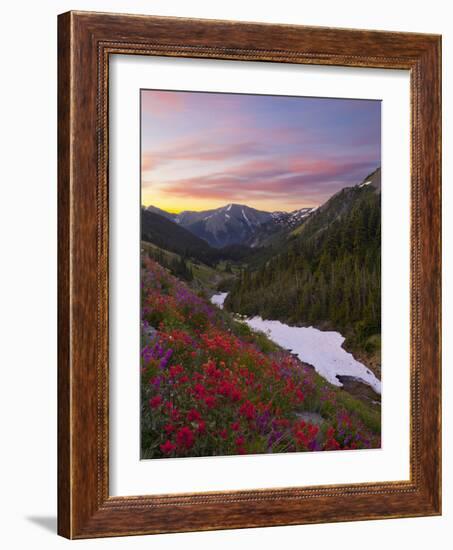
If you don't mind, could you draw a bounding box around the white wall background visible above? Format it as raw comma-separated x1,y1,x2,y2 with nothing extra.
0,1,450,548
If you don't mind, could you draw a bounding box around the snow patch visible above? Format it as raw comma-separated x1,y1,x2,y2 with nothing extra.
210,292,381,394
242,208,252,227
210,292,228,309
246,316,381,394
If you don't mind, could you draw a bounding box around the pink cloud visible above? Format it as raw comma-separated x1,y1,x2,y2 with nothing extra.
154,155,377,205
141,91,256,128
141,90,187,116
141,136,264,172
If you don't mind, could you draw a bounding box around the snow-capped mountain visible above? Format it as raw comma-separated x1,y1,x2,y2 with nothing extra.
144,169,380,248
271,208,313,228
145,203,314,248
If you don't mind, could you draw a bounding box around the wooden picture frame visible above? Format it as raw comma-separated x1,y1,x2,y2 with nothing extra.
58,10,441,539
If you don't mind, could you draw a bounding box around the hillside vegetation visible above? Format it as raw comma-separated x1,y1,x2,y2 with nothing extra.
141,258,380,459
226,170,381,354
142,209,262,267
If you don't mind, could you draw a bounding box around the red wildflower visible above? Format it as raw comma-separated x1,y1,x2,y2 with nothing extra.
204,396,217,409
193,383,206,398
235,435,246,454
239,400,256,420
295,389,305,403
231,388,242,402
295,430,309,447
164,423,175,434
325,437,341,451
203,359,218,376
196,420,206,434
231,421,240,432
187,409,202,422
324,426,340,450
326,426,335,439
176,426,195,449
149,395,162,409
169,364,184,378
219,429,228,440
160,440,176,454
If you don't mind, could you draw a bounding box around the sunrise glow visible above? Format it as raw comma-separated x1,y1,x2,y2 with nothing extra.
141,90,380,212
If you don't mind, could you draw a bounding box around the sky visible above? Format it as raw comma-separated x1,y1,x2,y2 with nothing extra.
141,89,380,213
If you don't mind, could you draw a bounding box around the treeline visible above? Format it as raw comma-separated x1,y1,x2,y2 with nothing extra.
146,247,193,282
226,190,381,346
142,209,215,266
142,209,262,266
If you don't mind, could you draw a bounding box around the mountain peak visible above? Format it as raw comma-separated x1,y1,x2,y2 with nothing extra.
356,167,381,193
144,202,317,248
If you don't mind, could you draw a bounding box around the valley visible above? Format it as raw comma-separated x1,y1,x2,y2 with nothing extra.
140,168,382,458
141,168,382,376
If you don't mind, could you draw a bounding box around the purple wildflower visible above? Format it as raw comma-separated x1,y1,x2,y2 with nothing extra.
159,348,173,370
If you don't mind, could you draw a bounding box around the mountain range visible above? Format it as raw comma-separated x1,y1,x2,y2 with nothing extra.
143,167,380,259
141,208,259,266
145,203,314,248
141,167,381,370
226,167,382,340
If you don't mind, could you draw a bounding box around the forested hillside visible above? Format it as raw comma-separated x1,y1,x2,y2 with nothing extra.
142,209,216,265
226,170,381,350
142,209,264,266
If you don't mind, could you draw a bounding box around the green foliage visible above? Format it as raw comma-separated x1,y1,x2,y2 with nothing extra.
145,244,194,283
142,209,218,265
140,258,381,458
227,188,381,348
336,391,381,434
216,277,236,292
142,209,265,266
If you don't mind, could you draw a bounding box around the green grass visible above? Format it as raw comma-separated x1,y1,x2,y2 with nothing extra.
142,240,222,289
336,391,381,433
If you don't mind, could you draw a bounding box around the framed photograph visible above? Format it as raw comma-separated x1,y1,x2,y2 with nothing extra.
58,11,441,538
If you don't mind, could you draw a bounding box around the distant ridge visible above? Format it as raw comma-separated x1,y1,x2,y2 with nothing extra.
227,167,382,342
144,203,314,248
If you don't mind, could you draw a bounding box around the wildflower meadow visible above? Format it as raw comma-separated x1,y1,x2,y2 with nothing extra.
140,257,380,459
